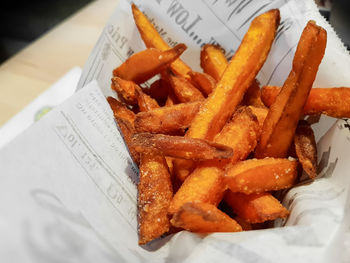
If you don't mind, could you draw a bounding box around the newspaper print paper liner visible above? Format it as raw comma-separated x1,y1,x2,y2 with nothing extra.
77,0,350,262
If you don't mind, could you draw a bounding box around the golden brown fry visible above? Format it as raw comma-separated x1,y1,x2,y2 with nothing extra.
294,120,317,179
187,10,280,141
113,44,186,84
132,133,233,161
248,106,268,129
111,77,139,105
224,158,298,194
225,191,289,223
171,202,242,232
243,79,265,107
167,72,205,103
134,101,201,135
261,86,350,118
200,44,228,82
143,79,170,101
107,97,140,164
131,4,192,78
189,71,216,96
138,153,173,245
169,107,260,213
255,21,327,158
168,162,225,214
135,87,159,112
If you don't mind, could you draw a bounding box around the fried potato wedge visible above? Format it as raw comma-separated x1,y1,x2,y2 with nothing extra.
132,4,191,78
113,44,186,84
132,133,233,161
224,158,298,194
169,107,261,213
200,44,228,82
138,153,173,245
134,101,201,134
187,10,280,141
189,71,216,96
171,202,242,232
294,120,317,179
261,86,350,118
107,97,139,164
243,79,265,108
255,21,327,158
225,191,289,223
167,72,205,103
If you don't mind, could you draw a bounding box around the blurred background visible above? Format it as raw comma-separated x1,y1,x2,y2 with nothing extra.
0,0,93,64
0,0,349,65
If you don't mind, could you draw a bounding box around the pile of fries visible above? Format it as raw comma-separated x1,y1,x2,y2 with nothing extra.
107,4,350,245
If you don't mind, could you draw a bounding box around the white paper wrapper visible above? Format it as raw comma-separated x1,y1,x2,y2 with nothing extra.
1,0,350,262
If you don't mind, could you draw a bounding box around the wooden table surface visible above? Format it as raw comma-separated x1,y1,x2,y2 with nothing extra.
0,0,118,126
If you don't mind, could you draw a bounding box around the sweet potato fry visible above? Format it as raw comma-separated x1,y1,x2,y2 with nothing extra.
255,21,327,158
187,10,280,141
135,87,159,112
200,44,228,82
224,158,297,194
294,120,317,179
224,191,289,223
111,77,139,105
173,106,260,182
261,86,350,118
138,153,173,245
143,79,169,101
169,107,261,213
167,72,205,103
134,101,201,135
189,71,216,96
107,97,139,164
243,79,265,107
131,4,191,78
248,106,268,129
132,133,233,161
170,202,242,232
168,163,225,214
113,44,186,84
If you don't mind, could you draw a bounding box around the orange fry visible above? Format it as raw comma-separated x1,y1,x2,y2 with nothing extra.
187,10,280,141
111,77,139,105
107,97,139,164
248,106,268,129
225,191,289,223
138,153,173,245
243,79,265,108
189,71,216,96
294,120,317,179
171,202,242,232
261,86,350,118
167,72,205,103
132,133,233,161
224,158,298,194
131,4,192,78
134,101,201,135
113,44,186,84
143,79,170,101
135,87,159,112
255,21,327,158
200,44,228,82
169,107,260,213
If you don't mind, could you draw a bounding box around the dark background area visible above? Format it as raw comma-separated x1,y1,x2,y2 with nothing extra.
0,0,93,64
0,0,349,65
